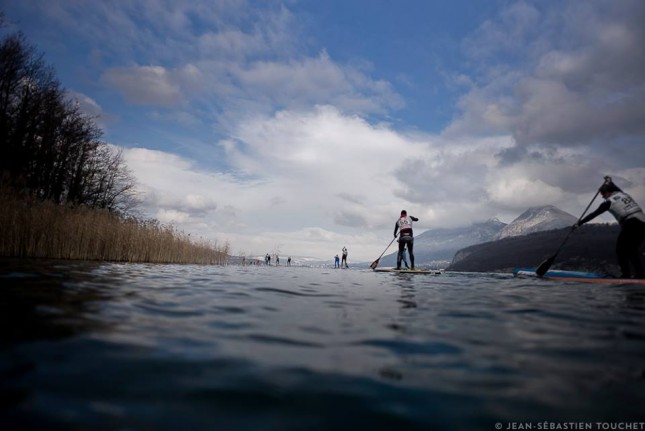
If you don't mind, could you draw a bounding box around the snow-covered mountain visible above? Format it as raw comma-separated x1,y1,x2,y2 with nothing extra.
493,205,577,240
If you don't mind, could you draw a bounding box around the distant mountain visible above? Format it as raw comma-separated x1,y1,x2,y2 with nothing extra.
494,205,577,240
447,224,622,274
379,219,507,268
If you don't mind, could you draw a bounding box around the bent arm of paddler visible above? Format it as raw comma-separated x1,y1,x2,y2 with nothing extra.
578,201,610,225
410,216,419,222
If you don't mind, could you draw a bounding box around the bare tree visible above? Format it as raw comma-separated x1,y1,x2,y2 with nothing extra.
0,31,139,215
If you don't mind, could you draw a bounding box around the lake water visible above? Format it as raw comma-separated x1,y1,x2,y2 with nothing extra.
1,259,644,431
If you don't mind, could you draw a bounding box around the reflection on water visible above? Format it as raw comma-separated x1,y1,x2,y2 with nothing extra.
1,259,645,430
0,259,112,344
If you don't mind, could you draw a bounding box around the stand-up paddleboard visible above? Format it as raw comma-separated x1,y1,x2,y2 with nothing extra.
374,267,442,275
513,268,645,285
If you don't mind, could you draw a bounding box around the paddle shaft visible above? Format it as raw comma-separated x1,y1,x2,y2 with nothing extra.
370,235,398,269
536,178,609,276
557,189,602,252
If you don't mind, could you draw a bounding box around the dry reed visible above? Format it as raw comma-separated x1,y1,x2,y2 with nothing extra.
0,187,229,264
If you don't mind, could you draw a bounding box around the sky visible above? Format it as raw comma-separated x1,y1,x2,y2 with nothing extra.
2,0,644,262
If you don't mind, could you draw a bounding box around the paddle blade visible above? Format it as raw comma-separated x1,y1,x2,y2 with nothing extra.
369,258,380,270
536,256,555,277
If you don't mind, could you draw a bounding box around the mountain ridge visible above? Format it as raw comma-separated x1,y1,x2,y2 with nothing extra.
447,224,623,274
494,205,577,240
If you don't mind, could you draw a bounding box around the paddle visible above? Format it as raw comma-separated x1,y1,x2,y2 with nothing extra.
370,235,398,270
535,177,611,277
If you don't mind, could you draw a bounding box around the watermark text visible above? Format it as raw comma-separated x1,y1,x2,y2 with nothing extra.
495,422,645,430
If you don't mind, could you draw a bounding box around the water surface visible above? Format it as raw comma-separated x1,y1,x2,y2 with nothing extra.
1,259,644,430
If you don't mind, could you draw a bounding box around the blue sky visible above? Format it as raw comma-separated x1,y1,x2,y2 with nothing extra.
2,0,644,262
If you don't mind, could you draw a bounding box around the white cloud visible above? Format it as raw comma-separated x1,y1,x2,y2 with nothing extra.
233,51,403,114
157,209,191,224
102,65,204,106
198,29,264,60
486,176,562,210
219,106,425,213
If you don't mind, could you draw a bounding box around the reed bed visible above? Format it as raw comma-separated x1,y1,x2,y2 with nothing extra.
0,188,229,264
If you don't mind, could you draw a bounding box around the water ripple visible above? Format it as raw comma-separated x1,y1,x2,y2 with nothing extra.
254,286,335,297
358,339,462,356
2,260,644,430
245,334,324,348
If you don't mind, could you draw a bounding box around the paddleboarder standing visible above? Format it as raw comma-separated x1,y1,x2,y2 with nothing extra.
575,179,645,279
394,210,418,270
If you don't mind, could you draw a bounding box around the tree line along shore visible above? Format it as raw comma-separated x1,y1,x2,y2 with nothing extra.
0,21,228,264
